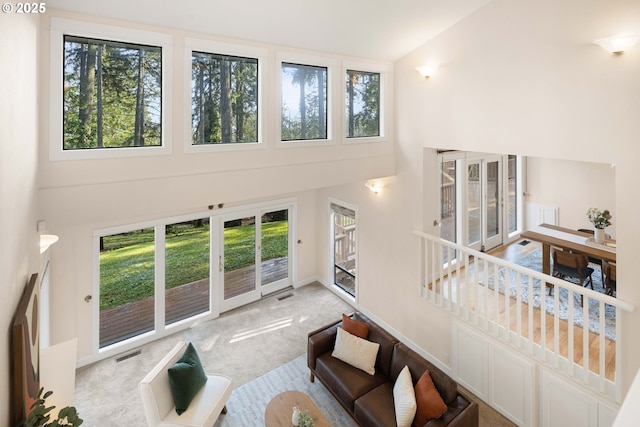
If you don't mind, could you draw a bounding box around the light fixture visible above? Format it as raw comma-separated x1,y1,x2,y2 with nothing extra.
594,34,640,54
40,234,59,253
415,64,438,78
365,181,383,194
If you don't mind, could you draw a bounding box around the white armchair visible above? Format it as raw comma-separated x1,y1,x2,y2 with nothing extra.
139,341,232,427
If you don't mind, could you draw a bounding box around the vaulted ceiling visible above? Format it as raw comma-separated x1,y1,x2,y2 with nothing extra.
46,0,491,61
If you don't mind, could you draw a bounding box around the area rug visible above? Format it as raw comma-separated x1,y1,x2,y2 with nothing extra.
214,355,357,426
478,249,615,340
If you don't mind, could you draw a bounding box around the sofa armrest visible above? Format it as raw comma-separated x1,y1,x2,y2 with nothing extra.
424,392,479,427
307,319,342,371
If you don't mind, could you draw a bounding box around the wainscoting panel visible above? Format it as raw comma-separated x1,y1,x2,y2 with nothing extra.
525,202,559,229
453,322,489,400
540,369,598,427
490,344,535,426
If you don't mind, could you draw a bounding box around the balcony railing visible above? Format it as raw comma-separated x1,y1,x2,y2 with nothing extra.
414,230,634,402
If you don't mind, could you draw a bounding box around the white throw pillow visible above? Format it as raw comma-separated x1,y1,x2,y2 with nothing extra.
393,365,417,427
331,327,380,375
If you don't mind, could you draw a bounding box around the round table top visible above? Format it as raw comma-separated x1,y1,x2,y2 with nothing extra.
264,390,331,427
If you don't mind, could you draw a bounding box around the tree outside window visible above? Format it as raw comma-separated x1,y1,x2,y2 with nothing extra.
346,70,380,138
63,36,162,150
191,52,258,144
281,63,327,141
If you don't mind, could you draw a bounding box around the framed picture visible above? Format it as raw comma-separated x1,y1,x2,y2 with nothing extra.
10,273,40,427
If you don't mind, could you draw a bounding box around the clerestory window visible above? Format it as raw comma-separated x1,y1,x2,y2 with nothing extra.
50,18,172,160
190,52,258,145
345,70,380,138
280,62,328,142
63,36,162,151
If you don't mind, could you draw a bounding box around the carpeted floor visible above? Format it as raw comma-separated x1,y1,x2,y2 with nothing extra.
213,355,357,427
73,282,515,426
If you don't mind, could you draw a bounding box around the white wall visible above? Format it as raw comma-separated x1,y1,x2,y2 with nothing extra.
0,13,41,425
38,10,396,361
316,0,640,403
526,157,617,237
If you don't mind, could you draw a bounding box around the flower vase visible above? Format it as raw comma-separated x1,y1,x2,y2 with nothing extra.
594,227,605,244
292,406,300,427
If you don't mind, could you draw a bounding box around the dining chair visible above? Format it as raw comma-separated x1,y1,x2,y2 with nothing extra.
551,249,594,304
577,228,610,285
602,261,617,297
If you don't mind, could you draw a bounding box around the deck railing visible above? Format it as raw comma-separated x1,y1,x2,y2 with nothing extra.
414,230,634,401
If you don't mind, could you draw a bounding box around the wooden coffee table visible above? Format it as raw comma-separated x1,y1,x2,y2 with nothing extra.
264,390,330,427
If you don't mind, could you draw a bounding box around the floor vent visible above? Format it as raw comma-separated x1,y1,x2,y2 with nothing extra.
116,349,141,363
277,293,294,301
519,240,531,246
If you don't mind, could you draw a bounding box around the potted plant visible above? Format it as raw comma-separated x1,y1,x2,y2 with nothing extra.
24,388,83,427
586,207,612,244
298,410,315,427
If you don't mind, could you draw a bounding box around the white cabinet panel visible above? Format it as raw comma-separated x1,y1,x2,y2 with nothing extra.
490,345,534,426
540,369,598,427
454,322,489,399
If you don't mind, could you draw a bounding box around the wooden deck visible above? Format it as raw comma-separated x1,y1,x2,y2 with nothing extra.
99,257,288,348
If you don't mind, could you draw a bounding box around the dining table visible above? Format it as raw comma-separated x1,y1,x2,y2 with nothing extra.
520,223,616,276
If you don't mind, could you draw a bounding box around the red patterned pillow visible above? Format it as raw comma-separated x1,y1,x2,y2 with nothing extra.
342,313,369,339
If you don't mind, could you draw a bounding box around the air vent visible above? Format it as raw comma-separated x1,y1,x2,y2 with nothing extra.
116,349,141,363
277,293,294,301
519,240,531,246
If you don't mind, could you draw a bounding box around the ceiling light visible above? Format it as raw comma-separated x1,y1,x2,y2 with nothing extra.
594,34,640,54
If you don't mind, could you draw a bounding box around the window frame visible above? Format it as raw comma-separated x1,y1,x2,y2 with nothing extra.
341,60,390,145
183,38,268,153
276,52,338,148
49,18,173,161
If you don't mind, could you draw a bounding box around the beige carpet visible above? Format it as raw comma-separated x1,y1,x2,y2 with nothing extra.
73,282,514,426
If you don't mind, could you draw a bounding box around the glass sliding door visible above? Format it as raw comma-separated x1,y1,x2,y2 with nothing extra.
260,209,289,292
440,159,457,264
466,156,503,252
467,161,481,247
99,228,155,348
222,216,257,301
165,219,210,326
507,155,518,235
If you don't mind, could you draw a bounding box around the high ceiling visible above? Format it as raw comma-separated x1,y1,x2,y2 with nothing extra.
45,0,491,61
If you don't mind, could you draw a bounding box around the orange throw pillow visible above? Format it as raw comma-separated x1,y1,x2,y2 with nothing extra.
412,370,447,427
342,313,369,339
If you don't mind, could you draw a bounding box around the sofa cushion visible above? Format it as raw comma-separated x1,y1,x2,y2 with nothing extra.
343,313,369,338
316,352,386,412
413,370,447,426
353,383,396,427
394,365,417,427
167,342,208,415
332,327,380,375
390,343,458,405
353,313,399,378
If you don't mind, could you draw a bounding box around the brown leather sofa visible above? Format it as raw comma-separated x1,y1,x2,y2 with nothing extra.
307,313,479,427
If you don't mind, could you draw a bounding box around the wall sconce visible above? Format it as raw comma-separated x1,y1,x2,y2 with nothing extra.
40,234,59,253
594,34,640,54
415,64,438,78
365,181,383,194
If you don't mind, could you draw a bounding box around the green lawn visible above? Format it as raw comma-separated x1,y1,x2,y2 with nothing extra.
99,221,287,310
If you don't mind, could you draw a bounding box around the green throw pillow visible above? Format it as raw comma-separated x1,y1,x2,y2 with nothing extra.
167,342,208,415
